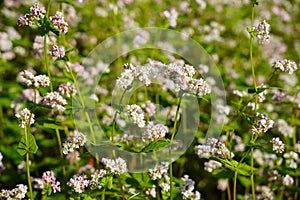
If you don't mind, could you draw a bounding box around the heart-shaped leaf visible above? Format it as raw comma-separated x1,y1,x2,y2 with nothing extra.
17,134,38,156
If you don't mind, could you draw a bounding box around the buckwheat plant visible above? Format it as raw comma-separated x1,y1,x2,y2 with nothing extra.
2,0,300,199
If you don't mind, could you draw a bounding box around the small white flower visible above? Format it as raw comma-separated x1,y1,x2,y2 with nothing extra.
43,92,67,112
149,162,169,180
101,157,127,175
126,104,146,128
270,137,285,153
282,174,294,186
273,59,298,74
252,20,271,44
15,108,35,128
250,113,274,135
63,130,87,155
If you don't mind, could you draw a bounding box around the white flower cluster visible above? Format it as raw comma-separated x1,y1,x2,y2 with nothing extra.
268,170,294,187
217,179,228,191
162,8,179,28
180,175,201,200
148,162,171,194
144,100,156,117
31,177,44,189
255,185,273,200
283,151,298,169
17,2,46,26
49,11,68,34
215,101,231,124
101,157,128,175
252,20,271,44
15,108,35,128
67,174,90,193
277,119,294,138
49,45,65,58
126,104,146,128
253,149,281,167
250,113,274,135
148,162,169,180
282,174,294,186
33,35,52,58
42,170,61,193
0,184,28,199
57,82,77,97
145,185,156,198
90,169,106,189
43,91,67,112
63,130,87,155
18,70,50,88
272,59,298,74
117,60,211,97
194,138,233,159
270,137,285,153
0,152,5,173
116,64,135,89
271,90,287,103
257,84,268,103
142,122,169,142
204,160,222,172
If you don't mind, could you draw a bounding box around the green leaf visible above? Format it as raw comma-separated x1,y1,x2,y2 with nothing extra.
37,17,51,36
42,123,65,130
238,176,252,188
50,27,61,36
125,177,140,187
211,158,256,176
248,87,268,94
107,176,113,189
101,176,113,189
17,134,38,156
141,139,170,153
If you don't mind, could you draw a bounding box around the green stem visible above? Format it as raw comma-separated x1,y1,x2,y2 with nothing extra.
55,129,67,198
292,110,299,200
111,89,127,143
250,136,255,200
0,105,4,139
227,178,232,200
169,148,173,200
118,175,125,200
249,4,257,200
66,63,99,166
101,189,105,200
44,35,53,91
233,171,237,200
169,93,184,200
46,0,51,17
25,126,33,200
170,94,183,141
250,5,257,92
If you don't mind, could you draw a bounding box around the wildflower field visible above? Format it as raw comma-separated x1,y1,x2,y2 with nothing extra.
1,0,300,199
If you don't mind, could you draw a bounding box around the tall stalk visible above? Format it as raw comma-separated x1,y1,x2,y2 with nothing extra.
24,126,33,200
169,93,183,200
249,3,258,200
44,32,67,197
65,62,99,166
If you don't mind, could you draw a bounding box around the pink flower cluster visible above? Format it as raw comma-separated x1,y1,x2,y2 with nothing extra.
49,45,65,58
49,11,68,34
18,70,50,88
17,3,46,26
42,171,61,193
43,92,67,112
